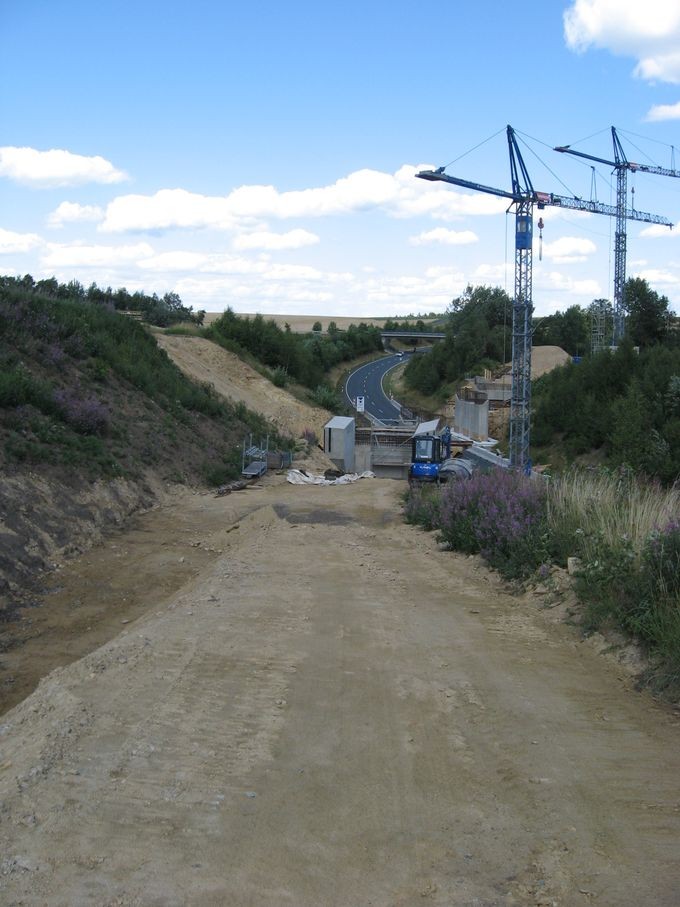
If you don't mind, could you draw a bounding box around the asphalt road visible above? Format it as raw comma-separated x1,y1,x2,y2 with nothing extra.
344,353,406,423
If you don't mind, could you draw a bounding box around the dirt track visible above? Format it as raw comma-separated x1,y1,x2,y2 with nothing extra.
2,336,680,905
2,472,680,905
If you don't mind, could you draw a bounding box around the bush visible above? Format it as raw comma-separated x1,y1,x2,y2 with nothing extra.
403,484,440,531
439,470,548,579
404,469,548,581
0,365,54,411
53,388,110,435
270,366,289,388
631,520,680,690
202,454,241,486
311,384,341,410
547,469,680,693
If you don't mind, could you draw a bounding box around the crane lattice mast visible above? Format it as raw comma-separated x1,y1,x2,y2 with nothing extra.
417,126,673,472
555,127,679,346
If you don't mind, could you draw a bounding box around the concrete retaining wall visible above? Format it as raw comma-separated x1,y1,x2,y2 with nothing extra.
454,396,489,440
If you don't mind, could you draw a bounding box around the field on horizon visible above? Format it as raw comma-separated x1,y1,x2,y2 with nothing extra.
201,313,439,332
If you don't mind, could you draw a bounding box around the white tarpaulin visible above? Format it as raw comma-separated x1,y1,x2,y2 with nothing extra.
286,470,375,486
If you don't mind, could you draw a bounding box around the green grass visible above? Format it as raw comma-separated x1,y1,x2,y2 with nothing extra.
405,464,680,697
0,286,291,485
547,467,680,566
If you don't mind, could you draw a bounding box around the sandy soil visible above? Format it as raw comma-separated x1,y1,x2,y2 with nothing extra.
530,345,571,378
477,347,571,386
2,336,680,905
155,334,331,442
1,477,680,905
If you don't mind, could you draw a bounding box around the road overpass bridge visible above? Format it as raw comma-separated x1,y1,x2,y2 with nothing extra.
380,330,445,345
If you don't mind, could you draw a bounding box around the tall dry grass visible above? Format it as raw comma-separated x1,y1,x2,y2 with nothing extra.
547,468,680,563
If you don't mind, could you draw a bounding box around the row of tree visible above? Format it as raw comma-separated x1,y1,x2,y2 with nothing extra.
403,286,512,395
0,275,204,328
206,308,384,388
403,280,677,397
532,340,680,483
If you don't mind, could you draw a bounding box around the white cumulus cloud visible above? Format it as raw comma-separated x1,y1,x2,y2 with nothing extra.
539,270,602,297
0,227,43,254
409,228,478,247
137,251,210,272
233,229,320,251
564,0,680,83
47,201,105,228
99,165,507,234
101,188,239,233
471,263,510,284
640,223,678,237
635,266,680,285
541,236,597,263
646,101,680,121
41,241,154,269
0,147,128,187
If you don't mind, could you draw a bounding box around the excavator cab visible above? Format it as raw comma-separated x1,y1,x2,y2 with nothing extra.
409,435,443,484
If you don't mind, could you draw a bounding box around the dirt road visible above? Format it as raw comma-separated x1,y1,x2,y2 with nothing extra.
1,474,680,906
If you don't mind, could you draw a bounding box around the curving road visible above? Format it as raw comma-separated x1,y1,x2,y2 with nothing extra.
344,353,408,423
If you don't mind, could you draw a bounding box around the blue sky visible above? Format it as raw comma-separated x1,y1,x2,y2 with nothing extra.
2,0,680,317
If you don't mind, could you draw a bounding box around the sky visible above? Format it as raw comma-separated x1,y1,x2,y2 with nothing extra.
2,0,680,318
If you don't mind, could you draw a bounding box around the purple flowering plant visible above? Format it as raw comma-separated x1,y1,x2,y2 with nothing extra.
437,469,548,580
52,387,110,435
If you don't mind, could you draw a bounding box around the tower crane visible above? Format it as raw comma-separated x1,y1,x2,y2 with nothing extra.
555,127,679,345
417,125,673,472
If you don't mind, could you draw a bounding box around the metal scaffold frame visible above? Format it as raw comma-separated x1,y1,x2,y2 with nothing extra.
509,199,533,470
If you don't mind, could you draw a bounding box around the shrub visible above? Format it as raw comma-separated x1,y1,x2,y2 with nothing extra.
202,447,242,486
404,484,440,531
0,365,54,411
404,469,548,581
632,521,680,690
438,470,548,580
548,470,680,693
573,534,640,633
52,388,110,435
643,519,680,602
270,366,289,388
311,384,341,410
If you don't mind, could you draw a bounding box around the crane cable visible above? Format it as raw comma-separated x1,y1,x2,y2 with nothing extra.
440,126,507,171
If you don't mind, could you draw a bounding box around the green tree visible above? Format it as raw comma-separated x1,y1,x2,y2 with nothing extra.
624,277,670,347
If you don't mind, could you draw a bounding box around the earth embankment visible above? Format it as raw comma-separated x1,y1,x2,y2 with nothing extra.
155,333,331,442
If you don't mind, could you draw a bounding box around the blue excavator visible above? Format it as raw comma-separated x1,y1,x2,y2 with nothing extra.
409,425,476,485
408,423,509,485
